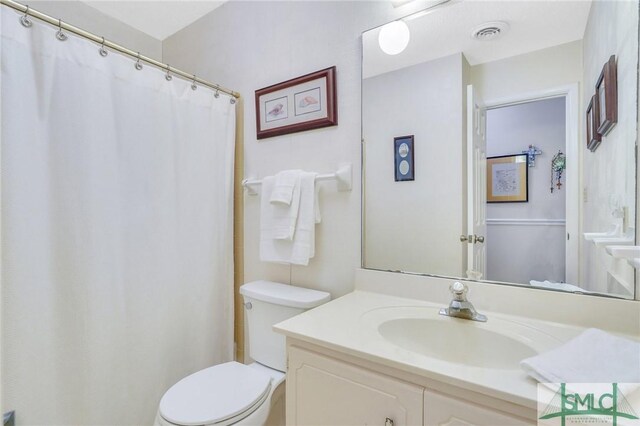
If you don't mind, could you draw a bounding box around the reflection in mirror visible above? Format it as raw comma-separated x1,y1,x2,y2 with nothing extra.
362,0,638,299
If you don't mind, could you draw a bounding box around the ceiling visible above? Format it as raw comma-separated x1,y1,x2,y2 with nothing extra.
82,1,227,40
363,0,592,78
81,0,592,65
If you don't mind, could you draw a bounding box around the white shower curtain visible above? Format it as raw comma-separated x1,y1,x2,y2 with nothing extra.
1,8,235,425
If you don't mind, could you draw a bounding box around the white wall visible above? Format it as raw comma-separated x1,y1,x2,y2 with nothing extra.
163,2,412,302
581,0,638,296
470,41,583,103
363,54,467,276
25,1,162,59
485,98,567,284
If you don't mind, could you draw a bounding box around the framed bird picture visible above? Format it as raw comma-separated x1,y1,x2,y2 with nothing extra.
255,67,338,139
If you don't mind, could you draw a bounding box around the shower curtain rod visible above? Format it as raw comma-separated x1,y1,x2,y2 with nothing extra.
1,0,240,99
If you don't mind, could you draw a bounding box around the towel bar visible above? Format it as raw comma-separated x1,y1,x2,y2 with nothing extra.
242,163,352,195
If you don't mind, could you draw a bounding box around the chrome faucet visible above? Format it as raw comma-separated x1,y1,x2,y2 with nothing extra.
439,282,487,322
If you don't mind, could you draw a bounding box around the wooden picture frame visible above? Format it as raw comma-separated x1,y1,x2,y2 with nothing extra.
393,135,414,181
255,66,337,139
487,154,528,203
586,94,602,152
595,55,617,136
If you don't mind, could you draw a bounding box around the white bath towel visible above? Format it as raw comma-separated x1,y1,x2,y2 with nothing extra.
259,175,301,241
521,328,640,387
314,183,322,225
260,172,319,265
270,170,301,206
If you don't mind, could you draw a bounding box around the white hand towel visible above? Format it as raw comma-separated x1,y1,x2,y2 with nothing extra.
260,172,318,265
520,328,640,387
529,280,592,294
270,170,302,206
259,175,301,241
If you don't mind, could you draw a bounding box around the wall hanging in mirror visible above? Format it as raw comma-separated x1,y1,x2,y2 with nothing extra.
255,66,337,139
522,144,542,167
595,55,617,136
486,154,528,203
586,94,602,152
550,150,566,193
394,135,414,181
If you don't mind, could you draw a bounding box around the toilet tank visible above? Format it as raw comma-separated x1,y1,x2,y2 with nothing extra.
240,281,330,372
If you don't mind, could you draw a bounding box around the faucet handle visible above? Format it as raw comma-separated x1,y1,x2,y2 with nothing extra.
450,281,467,296
441,281,487,322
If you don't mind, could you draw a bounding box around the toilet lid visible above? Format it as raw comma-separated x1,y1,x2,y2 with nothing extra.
159,361,272,426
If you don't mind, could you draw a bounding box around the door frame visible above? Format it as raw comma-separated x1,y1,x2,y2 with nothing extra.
483,84,580,285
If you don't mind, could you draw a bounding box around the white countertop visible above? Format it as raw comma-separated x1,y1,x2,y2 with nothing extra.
274,290,597,409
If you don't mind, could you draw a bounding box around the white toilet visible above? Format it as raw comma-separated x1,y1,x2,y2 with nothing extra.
155,280,330,426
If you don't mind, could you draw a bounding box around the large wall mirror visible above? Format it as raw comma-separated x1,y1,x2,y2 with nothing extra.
362,0,639,299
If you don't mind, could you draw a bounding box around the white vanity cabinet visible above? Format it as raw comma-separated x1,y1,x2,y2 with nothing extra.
286,342,535,426
423,390,533,426
286,345,424,425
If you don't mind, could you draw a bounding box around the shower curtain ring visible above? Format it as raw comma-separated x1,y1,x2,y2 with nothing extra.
20,6,33,28
134,53,143,70
55,19,68,41
191,75,198,91
214,84,220,98
165,65,173,81
230,97,236,104
99,37,108,57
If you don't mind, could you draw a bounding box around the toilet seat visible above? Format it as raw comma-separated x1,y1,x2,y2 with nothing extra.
159,362,272,426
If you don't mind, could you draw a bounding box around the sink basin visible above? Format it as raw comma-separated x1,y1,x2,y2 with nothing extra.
361,306,561,371
379,318,536,369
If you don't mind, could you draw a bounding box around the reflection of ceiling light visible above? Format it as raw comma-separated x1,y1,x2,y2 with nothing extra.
471,21,510,41
378,21,411,55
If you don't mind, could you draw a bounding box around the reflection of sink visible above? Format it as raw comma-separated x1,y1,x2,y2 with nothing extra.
361,306,561,371
379,318,537,370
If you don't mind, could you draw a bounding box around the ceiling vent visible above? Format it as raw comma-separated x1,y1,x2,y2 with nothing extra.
471,21,510,41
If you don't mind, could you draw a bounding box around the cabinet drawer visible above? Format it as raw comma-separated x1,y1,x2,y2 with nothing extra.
287,345,424,426
424,389,534,426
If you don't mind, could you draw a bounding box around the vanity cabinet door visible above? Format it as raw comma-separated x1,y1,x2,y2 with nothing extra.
287,346,424,426
423,390,534,426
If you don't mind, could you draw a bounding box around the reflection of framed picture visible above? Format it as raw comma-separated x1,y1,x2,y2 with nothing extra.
487,154,528,203
255,67,337,139
595,55,617,136
586,94,602,152
394,135,414,181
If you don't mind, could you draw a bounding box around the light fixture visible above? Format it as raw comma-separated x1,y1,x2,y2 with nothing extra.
378,20,410,55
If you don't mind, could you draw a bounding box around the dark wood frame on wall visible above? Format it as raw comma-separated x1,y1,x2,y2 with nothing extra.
393,135,415,182
595,55,617,136
586,94,602,152
255,67,337,139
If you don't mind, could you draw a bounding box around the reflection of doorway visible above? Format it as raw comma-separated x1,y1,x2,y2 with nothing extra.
484,95,575,285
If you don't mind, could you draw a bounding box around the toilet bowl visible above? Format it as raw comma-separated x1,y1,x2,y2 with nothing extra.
155,281,330,426
155,362,285,426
